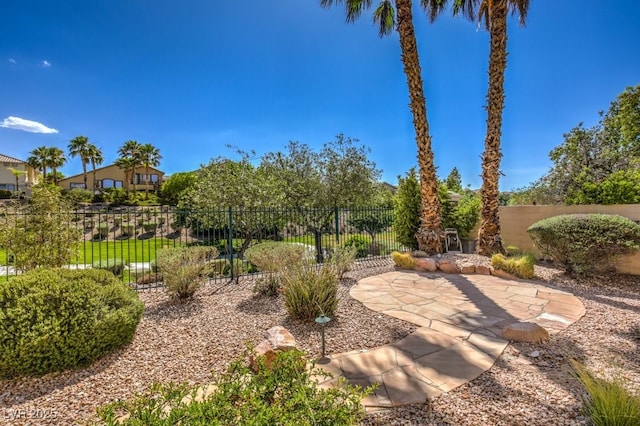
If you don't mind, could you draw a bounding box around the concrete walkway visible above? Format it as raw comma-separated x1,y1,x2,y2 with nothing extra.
315,271,585,409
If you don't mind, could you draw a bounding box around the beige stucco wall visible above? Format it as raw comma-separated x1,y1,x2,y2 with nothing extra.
58,164,164,192
0,161,39,195
498,204,640,275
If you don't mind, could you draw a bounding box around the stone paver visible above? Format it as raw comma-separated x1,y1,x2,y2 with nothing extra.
315,271,585,409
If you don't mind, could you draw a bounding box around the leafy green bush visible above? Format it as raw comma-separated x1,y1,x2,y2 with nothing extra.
64,188,94,205
342,235,370,259
97,223,110,239
0,185,82,272
156,246,217,299
527,214,640,275
245,242,306,272
0,189,12,199
328,245,357,278
97,349,370,425
121,224,136,237
281,262,340,320
571,360,640,426
391,251,416,269
142,222,158,233
93,258,127,277
393,168,421,250
0,268,143,378
490,253,535,279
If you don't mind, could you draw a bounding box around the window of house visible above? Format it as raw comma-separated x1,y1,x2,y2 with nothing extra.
0,183,16,191
70,182,87,189
101,179,115,188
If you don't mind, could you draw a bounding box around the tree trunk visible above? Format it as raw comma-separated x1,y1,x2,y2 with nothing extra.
145,165,150,200
82,161,88,189
396,0,443,254
314,230,324,263
92,161,98,193
477,0,507,256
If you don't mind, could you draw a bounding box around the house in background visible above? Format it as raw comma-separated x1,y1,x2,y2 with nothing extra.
57,163,165,193
0,153,39,196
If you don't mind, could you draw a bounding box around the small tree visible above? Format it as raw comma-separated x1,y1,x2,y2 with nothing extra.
0,185,82,272
160,172,197,206
393,169,421,250
445,167,463,193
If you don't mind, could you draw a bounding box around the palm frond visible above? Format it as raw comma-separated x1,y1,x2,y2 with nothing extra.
421,0,454,23
508,0,529,26
372,0,395,36
346,0,373,23
450,0,477,21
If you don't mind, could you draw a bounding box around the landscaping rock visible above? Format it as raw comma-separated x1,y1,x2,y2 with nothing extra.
414,258,438,272
436,259,460,274
459,262,476,274
490,267,518,280
502,322,550,344
250,326,297,371
475,265,491,275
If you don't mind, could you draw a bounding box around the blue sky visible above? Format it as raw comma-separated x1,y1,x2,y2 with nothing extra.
1,0,638,190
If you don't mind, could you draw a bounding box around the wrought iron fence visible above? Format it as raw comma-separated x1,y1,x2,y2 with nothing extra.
0,205,399,289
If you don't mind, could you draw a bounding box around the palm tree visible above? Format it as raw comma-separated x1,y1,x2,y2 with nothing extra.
27,146,49,179
320,0,445,254
86,145,104,193
450,0,529,255
114,157,136,195
139,143,162,199
68,136,92,189
46,147,66,185
7,167,26,194
117,140,142,190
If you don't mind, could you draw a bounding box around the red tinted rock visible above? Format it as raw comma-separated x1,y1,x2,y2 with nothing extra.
502,322,550,344
414,258,438,272
437,259,460,274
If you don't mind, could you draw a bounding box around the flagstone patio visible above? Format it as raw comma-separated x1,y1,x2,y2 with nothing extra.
315,271,586,409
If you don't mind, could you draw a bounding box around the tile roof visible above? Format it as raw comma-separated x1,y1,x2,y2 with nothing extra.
0,153,25,163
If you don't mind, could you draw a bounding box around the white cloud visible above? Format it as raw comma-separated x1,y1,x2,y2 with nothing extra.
41,60,51,67
0,116,58,134
8,58,16,64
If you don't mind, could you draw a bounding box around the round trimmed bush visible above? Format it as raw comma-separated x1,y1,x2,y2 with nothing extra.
0,268,144,379
527,214,640,275
342,235,370,259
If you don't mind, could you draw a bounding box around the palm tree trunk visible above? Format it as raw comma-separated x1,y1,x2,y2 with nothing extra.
91,161,97,193
82,161,88,189
396,0,443,254
145,164,150,200
477,0,507,256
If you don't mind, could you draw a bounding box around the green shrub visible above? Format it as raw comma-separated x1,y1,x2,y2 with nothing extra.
0,185,82,272
391,251,416,269
0,268,143,378
97,349,370,425
121,224,136,237
490,253,535,279
222,258,248,277
64,188,94,205
281,262,340,321
394,168,421,250
142,222,158,233
505,245,521,256
92,258,127,277
329,245,357,278
0,189,12,199
245,242,306,272
342,235,370,259
113,217,122,226
97,223,110,239
527,214,640,275
571,360,640,426
156,246,217,299
252,275,281,297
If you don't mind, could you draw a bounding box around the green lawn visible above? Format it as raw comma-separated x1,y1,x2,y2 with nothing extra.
74,237,182,264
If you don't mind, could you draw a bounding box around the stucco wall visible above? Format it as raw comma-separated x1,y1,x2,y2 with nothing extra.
498,204,640,275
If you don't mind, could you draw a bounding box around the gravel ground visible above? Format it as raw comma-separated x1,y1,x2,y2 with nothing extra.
1,255,639,425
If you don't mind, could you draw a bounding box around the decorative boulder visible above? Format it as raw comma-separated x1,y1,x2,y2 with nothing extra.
437,259,460,274
475,265,491,275
414,258,438,272
459,262,476,274
250,326,297,371
491,268,518,280
502,322,550,344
